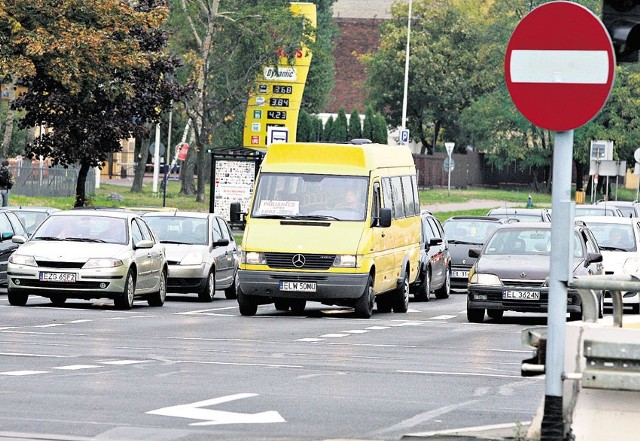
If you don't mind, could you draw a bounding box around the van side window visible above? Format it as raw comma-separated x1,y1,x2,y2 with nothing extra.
391,176,405,218
411,175,420,214
372,182,381,222
382,177,393,212
402,175,416,216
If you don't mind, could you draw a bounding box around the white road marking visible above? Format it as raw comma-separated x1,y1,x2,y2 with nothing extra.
365,326,390,330
430,315,457,320
147,393,285,426
397,370,527,379
53,365,101,370
510,50,609,84
343,330,368,334
33,324,65,328
177,306,238,315
297,338,323,342
0,352,73,358
0,370,50,376
319,333,349,338
99,360,150,365
66,320,92,324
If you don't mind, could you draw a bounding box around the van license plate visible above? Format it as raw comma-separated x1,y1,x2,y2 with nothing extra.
40,272,77,283
280,281,316,292
503,290,540,300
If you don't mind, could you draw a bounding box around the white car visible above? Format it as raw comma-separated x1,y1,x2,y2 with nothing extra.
7,210,167,309
576,216,640,313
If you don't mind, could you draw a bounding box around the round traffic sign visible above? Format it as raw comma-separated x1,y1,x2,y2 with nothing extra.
634,148,640,163
505,1,615,131
443,157,455,172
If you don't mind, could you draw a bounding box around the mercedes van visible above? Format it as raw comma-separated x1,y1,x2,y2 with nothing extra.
236,142,421,318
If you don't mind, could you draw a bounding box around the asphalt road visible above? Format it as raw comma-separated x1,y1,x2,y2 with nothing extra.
0,290,545,441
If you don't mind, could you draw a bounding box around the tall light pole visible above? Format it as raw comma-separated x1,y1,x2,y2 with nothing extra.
401,0,412,133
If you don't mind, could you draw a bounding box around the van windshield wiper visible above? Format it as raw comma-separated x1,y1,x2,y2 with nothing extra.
293,215,340,221
447,239,482,245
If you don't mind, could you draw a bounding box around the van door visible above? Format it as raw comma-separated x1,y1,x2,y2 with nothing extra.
373,178,396,292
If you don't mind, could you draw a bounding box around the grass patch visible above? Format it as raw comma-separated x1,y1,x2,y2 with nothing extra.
419,187,552,205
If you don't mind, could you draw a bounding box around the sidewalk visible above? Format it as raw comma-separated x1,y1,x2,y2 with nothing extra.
403,422,531,440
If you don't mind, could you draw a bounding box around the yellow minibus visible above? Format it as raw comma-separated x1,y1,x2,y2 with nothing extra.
237,142,421,318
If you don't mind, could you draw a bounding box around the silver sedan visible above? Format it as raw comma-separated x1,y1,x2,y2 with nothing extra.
7,210,167,309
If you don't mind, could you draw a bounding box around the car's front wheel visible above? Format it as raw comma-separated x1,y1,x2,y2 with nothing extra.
115,270,135,310
224,271,238,300
467,298,485,323
393,272,410,313
414,269,430,302
198,270,215,302
50,295,67,307
435,267,451,299
237,288,258,316
8,290,28,306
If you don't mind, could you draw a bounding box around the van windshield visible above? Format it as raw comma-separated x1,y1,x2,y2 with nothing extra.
251,173,369,221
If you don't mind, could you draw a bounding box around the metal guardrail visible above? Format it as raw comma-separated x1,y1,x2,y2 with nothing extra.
522,275,640,390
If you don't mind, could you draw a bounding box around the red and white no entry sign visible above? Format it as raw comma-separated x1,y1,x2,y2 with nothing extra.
505,1,615,131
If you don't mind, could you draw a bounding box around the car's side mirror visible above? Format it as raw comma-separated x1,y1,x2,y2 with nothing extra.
12,235,26,244
585,252,603,266
1,231,14,241
428,237,443,248
468,248,481,258
213,238,230,247
134,239,154,249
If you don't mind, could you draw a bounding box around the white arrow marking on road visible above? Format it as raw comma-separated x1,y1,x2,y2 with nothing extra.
147,393,285,426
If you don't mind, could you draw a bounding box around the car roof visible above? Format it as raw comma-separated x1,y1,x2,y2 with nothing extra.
142,211,218,219
575,215,636,225
596,200,638,206
0,206,60,212
487,207,549,214
444,216,508,222
48,209,140,220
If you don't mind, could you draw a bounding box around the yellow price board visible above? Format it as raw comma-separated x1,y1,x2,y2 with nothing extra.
243,2,316,150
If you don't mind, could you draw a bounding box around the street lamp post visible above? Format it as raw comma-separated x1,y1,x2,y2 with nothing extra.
401,0,412,134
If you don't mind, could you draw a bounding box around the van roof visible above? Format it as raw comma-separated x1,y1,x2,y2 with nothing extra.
261,142,416,175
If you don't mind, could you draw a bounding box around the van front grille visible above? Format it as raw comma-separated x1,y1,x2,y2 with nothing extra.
264,252,335,270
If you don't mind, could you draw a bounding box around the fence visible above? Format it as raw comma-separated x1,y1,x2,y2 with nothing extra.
10,164,96,198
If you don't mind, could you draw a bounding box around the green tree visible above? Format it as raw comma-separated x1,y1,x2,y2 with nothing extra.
313,115,324,142
297,109,313,142
331,107,348,142
362,106,375,141
373,112,388,144
323,116,334,142
1,0,183,206
348,109,362,140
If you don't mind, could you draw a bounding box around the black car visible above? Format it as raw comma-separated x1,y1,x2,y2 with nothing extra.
442,216,512,290
0,210,33,285
412,211,451,301
466,222,604,323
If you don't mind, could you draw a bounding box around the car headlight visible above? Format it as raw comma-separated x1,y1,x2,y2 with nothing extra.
333,255,362,268
180,252,204,265
469,273,502,285
83,258,124,269
242,251,266,265
9,254,37,267
623,257,640,275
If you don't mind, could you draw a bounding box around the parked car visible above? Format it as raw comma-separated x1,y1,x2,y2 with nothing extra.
442,216,512,289
596,200,640,218
412,211,451,301
466,222,604,323
0,206,60,236
574,216,640,313
7,210,167,309
574,204,623,217
486,207,552,222
0,210,29,286
143,211,239,301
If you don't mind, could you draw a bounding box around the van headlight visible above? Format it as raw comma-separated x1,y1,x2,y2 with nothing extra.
242,251,266,265
9,254,37,267
469,273,502,286
333,255,362,268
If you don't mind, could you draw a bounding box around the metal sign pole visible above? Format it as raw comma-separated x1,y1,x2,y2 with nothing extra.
542,129,574,440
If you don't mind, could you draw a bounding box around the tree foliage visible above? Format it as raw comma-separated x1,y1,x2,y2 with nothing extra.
0,0,184,206
348,109,362,140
